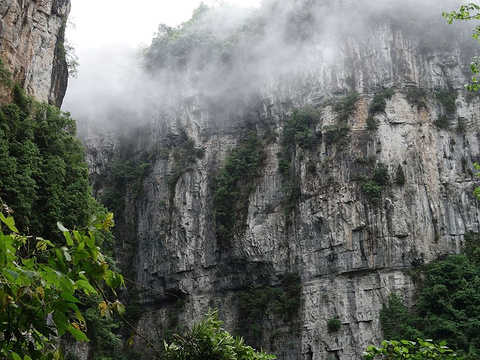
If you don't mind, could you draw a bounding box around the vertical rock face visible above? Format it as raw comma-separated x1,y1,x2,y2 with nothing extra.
0,0,70,106
77,5,480,360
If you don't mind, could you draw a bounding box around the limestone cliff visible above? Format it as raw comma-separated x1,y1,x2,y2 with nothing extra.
0,0,70,106
76,2,480,359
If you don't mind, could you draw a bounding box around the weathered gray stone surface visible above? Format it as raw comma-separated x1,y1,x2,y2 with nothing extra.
79,16,480,360
0,0,70,105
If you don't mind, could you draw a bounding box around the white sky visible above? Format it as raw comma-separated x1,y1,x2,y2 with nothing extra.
67,0,262,50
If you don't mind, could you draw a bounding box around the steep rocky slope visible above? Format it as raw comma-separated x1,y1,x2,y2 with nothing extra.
76,2,480,359
0,0,70,106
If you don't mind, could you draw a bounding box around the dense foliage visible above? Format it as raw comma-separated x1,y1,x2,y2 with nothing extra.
0,84,95,241
379,247,480,358
323,123,351,147
405,88,428,109
379,294,422,341
0,209,124,360
163,310,275,360
353,162,391,204
370,88,394,115
282,107,319,150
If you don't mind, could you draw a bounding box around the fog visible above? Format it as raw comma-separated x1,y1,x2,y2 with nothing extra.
63,0,473,128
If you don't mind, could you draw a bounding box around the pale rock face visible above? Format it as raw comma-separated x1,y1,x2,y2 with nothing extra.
79,21,480,360
0,0,70,106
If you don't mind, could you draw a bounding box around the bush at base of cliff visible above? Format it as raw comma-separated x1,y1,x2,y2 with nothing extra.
380,252,480,359
379,294,422,341
163,310,276,360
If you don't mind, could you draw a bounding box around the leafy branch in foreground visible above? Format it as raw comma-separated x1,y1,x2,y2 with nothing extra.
363,339,459,359
0,205,124,360
443,3,480,91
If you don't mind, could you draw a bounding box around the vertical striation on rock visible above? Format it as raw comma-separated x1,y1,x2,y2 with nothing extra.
0,0,71,106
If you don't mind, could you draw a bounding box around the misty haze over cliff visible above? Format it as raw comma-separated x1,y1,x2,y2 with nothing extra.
63,0,473,128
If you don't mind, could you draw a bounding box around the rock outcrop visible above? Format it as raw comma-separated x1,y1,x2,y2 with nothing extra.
0,0,70,106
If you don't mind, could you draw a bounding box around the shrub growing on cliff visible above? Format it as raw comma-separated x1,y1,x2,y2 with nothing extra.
101,159,150,216
370,88,394,114
434,114,450,129
373,163,390,186
236,273,302,346
362,181,382,203
282,106,319,150
366,114,378,130
435,89,457,115
395,164,406,185
213,130,266,244
327,317,342,333
278,158,291,174
405,87,428,109
0,58,12,87
323,123,351,147
332,92,359,121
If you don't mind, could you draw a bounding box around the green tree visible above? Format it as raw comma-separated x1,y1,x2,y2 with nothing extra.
163,310,275,360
